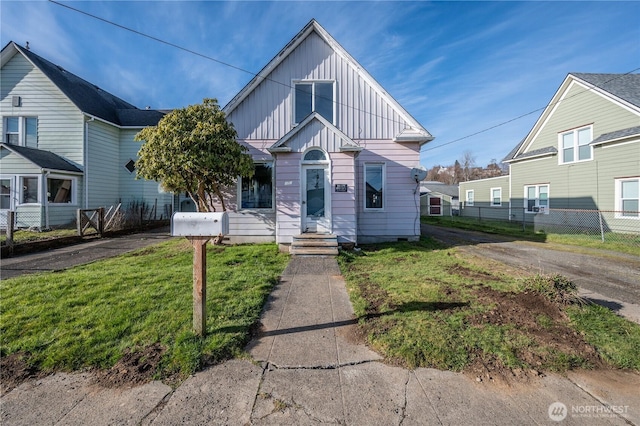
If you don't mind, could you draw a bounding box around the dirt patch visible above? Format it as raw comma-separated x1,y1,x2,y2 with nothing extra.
467,286,604,382
92,343,166,388
0,353,48,395
447,263,499,281
357,281,396,316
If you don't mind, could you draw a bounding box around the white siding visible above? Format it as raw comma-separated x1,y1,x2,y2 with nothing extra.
87,120,119,207
274,153,302,244
1,53,84,166
227,31,410,141
357,140,422,242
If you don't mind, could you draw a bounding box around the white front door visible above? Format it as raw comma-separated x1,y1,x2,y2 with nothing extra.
1,177,15,229
302,165,330,233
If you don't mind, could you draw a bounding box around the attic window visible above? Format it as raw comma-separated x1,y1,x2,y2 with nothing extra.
124,159,136,173
294,81,334,124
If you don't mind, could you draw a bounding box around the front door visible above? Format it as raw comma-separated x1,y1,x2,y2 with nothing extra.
1,177,14,229
302,165,330,233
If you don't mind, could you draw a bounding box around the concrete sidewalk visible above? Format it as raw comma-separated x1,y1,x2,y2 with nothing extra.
2,256,639,425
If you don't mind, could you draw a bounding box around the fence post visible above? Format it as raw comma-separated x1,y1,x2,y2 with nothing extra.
598,211,605,243
6,211,15,256
98,207,105,237
77,209,83,236
522,208,526,232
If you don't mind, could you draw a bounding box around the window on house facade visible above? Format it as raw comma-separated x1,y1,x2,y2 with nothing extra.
294,81,334,124
525,184,549,213
465,190,474,206
616,177,639,218
364,163,384,210
491,188,501,206
20,176,39,204
4,117,37,147
240,162,273,209
47,177,74,204
560,126,592,164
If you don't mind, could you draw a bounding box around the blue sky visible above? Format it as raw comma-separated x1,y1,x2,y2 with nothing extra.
2,1,638,169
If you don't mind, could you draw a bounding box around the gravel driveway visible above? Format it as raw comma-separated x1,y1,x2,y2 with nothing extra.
421,223,640,324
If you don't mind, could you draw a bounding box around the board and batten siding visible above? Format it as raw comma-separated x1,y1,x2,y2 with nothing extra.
524,81,640,155
1,53,85,166
227,31,411,142
356,140,422,242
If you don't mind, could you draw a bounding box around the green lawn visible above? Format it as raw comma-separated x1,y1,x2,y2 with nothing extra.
1,228,79,245
338,238,640,373
0,239,288,379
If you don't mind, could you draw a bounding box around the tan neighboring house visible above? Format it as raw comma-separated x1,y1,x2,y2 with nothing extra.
460,73,640,234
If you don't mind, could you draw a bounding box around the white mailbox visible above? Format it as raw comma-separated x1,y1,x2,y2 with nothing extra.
171,212,229,236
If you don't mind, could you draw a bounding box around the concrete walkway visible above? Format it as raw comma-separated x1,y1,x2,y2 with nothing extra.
2,256,639,425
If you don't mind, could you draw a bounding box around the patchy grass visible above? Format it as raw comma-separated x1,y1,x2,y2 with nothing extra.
339,238,640,378
0,240,288,383
1,228,79,245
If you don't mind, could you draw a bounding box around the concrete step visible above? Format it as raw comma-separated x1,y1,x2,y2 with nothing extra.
290,234,338,256
289,246,339,256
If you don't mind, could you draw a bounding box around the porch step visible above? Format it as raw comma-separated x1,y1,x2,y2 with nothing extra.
290,234,339,256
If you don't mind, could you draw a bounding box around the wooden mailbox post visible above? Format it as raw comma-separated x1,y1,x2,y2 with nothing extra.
171,212,229,336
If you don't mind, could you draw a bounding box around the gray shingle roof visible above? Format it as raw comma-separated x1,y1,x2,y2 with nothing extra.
420,182,459,198
10,42,165,127
1,143,82,173
591,125,640,145
507,146,557,162
572,73,640,108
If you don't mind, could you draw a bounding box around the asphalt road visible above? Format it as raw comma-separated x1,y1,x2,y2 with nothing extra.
0,227,173,280
421,223,640,323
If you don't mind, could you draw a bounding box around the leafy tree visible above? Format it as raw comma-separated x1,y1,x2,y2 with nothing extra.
135,98,254,212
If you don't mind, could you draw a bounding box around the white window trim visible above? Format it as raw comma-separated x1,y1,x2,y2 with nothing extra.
558,125,593,165
292,80,336,125
4,116,37,146
46,174,78,206
429,195,443,216
524,184,550,214
465,189,474,206
18,175,41,206
301,147,330,164
490,187,502,207
237,161,275,211
364,162,385,211
615,177,640,219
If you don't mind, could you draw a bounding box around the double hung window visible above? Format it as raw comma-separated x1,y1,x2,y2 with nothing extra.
560,126,592,164
491,188,501,206
525,184,549,213
616,178,639,218
4,117,37,147
465,190,474,206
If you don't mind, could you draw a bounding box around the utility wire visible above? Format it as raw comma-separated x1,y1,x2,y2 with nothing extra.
49,0,640,155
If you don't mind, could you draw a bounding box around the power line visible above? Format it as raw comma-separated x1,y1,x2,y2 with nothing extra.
49,0,640,155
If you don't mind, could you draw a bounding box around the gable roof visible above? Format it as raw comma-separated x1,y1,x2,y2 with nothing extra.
269,112,362,153
223,19,433,145
572,73,640,108
419,182,459,198
504,72,640,162
1,143,82,174
1,42,166,127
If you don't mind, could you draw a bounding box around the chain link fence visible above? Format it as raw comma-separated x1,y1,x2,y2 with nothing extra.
458,205,639,247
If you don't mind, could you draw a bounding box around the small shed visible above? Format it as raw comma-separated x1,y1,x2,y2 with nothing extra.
420,182,459,216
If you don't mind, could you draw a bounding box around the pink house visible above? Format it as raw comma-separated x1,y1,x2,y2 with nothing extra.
219,20,433,249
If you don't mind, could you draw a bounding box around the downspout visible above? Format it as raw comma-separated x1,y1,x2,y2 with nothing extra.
44,170,49,228
84,116,94,209
508,163,512,222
